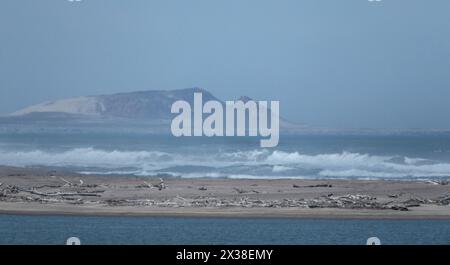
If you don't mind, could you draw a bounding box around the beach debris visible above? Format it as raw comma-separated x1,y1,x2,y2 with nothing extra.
389,205,409,211
19,188,101,197
7,185,20,194
233,188,246,194
136,178,166,190
60,177,74,187
1,176,447,212
426,180,449,185
404,202,421,208
96,192,413,211
0,182,104,205
34,184,64,189
99,193,402,211
436,195,450,205
175,195,188,201
233,187,259,194
303,194,385,210
105,199,129,206
0,183,441,211
146,181,155,189
293,183,332,188
59,177,86,187
403,198,424,206
136,181,153,189
308,184,332,188
7,173,25,177
158,178,166,190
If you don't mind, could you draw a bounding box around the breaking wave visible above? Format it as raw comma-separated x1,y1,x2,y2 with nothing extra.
0,148,172,168
1,148,450,179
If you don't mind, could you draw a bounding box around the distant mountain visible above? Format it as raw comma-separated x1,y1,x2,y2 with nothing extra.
10,88,219,120
2,87,307,134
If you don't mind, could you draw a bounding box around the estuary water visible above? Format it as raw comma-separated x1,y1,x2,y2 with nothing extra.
0,214,448,245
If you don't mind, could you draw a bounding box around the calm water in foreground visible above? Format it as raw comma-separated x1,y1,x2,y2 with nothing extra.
0,215,448,245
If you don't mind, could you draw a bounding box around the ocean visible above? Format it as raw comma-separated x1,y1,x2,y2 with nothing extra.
1,133,450,180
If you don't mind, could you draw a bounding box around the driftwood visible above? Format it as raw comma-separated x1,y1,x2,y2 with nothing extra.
99,193,414,211
436,195,450,205
426,180,449,185
390,205,409,211
1,178,446,211
145,181,153,189
60,177,74,186
234,188,247,194
175,195,188,201
19,188,101,197
34,184,63,189
158,178,166,190
59,177,85,187
233,188,259,194
0,184,103,202
136,178,166,190
293,183,332,188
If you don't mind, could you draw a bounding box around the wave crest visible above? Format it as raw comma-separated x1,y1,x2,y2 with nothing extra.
1,148,450,179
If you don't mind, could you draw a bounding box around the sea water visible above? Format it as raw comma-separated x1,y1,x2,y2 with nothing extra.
1,133,450,180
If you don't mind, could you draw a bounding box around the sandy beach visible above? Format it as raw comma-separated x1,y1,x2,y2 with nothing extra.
0,166,449,219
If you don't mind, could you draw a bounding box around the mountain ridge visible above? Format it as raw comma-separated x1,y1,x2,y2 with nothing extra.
10,87,220,120
3,88,307,134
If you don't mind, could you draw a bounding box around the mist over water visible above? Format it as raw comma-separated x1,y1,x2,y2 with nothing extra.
1,133,450,180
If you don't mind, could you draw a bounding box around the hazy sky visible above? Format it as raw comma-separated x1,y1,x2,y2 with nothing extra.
1,0,449,129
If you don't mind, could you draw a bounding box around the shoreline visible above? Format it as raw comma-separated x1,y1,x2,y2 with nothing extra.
0,166,449,219
1,204,449,220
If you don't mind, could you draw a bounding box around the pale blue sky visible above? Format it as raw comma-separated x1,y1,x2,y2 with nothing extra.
1,0,449,129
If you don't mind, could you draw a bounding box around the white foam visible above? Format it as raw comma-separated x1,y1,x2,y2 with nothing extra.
265,150,450,178
272,165,295,172
1,148,450,179
0,147,171,168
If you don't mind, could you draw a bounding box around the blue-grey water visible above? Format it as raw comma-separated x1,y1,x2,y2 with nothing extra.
0,133,449,245
0,215,448,245
1,133,450,180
